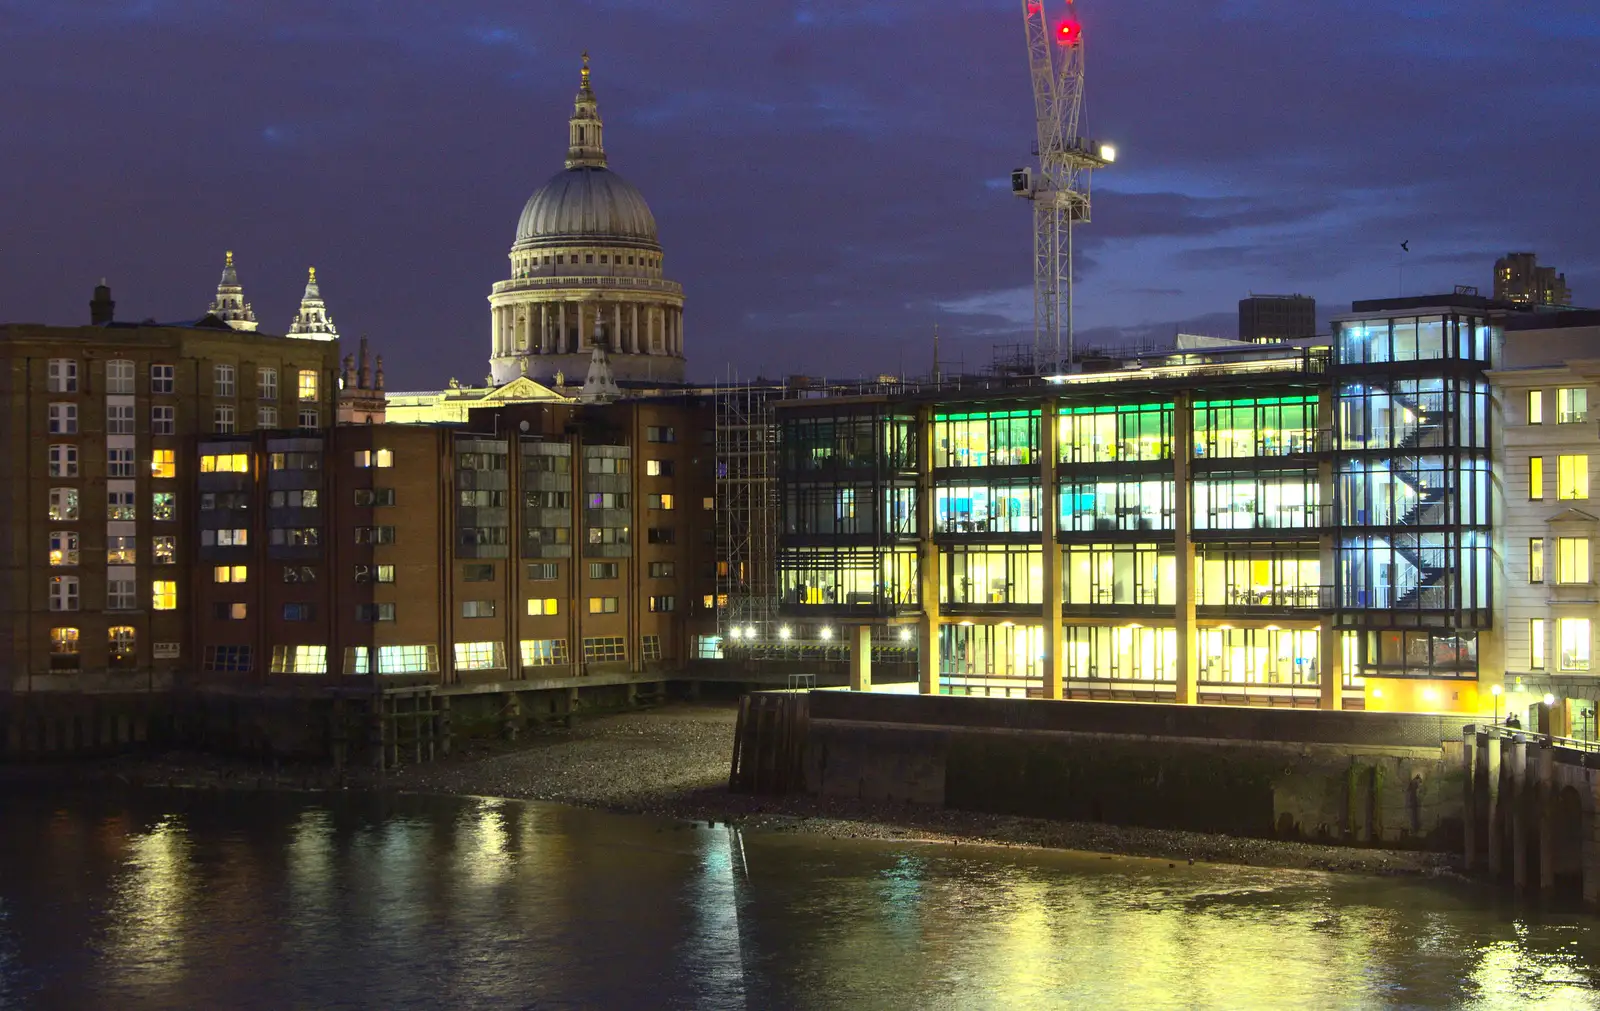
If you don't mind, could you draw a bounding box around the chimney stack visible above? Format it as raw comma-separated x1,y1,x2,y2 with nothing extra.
90,279,114,325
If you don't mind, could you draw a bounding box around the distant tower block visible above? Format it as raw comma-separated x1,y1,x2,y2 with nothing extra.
1239,294,1316,343
1494,253,1573,308
287,266,339,342
488,53,686,386
209,251,259,331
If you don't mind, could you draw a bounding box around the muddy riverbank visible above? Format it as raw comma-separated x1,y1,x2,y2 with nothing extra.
2,702,1463,878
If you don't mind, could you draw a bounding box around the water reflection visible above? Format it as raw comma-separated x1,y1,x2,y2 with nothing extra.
0,788,1597,1009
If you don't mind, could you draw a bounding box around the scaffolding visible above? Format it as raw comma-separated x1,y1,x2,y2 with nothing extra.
714,382,781,645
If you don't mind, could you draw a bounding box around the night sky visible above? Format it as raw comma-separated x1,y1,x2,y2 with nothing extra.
2,1,1596,388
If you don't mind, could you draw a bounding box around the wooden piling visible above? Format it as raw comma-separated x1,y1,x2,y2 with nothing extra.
1463,727,1478,871
1512,734,1528,892
1540,741,1556,895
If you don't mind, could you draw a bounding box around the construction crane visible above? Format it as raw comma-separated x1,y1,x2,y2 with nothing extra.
1011,1,1116,374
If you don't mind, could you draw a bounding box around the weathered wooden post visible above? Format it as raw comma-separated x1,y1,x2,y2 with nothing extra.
1490,732,1510,877
1512,734,1529,892
1474,728,1493,872
1463,726,1478,871
1539,741,1556,895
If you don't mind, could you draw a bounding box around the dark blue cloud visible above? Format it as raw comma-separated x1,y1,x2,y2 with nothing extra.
0,0,1595,386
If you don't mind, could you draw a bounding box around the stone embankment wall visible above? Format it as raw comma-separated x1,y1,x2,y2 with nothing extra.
788,692,1468,850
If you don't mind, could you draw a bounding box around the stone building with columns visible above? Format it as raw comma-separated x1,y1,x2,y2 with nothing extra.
489,55,686,386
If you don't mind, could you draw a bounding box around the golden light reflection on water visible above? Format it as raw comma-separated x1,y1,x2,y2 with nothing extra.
102,816,192,995
7,791,1599,1009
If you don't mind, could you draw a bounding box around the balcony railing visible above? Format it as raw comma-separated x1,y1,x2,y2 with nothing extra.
491,275,684,296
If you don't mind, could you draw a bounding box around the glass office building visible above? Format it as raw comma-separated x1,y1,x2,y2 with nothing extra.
773,295,1508,713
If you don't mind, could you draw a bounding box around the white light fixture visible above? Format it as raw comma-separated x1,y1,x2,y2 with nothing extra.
898,628,911,643
779,626,792,640
746,625,757,639
1373,687,1384,699
820,626,833,641
1099,143,1117,163
729,627,742,641
1545,693,1557,707
1491,684,1503,697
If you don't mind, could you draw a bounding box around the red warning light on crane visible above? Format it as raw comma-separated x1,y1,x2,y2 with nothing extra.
1057,20,1082,45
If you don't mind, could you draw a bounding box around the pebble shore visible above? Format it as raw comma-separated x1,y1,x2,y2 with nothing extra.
382,703,1462,878
11,702,1463,878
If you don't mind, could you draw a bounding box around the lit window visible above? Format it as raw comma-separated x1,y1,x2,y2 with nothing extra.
1531,538,1545,584
520,639,569,667
49,531,79,566
582,636,626,662
1559,455,1589,500
1561,617,1591,671
199,453,250,474
1530,457,1545,501
108,626,136,660
152,492,176,521
48,488,79,521
214,364,236,397
1557,537,1591,585
377,645,438,674
48,444,78,478
153,536,176,564
213,565,248,583
49,576,79,612
353,449,393,468
649,596,675,612
46,359,78,393
106,360,134,394
107,491,136,520
50,626,80,654
703,497,715,511
1528,390,1544,425
213,602,248,620
152,580,177,610
527,598,559,616
649,494,675,510
376,449,393,468
270,645,328,674
646,459,673,477
150,364,175,395
150,449,176,478
107,535,136,564
588,596,620,614
453,641,506,670
1531,618,1546,670
298,369,319,401
1558,387,1589,424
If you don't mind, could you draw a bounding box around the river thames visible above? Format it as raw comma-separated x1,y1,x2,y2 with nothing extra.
1,787,1598,1009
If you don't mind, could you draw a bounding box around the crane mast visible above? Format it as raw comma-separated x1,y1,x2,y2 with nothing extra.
1013,1,1112,374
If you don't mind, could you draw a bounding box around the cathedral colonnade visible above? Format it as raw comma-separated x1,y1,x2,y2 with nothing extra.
490,301,683,360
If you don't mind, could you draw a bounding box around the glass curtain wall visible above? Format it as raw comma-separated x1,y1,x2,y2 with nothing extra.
1063,543,1175,607
939,623,1044,697
1196,628,1320,685
1060,478,1175,533
932,410,1039,468
1062,626,1177,682
1193,396,1319,459
940,545,1044,607
933,481,1041,534
1058,403,1172,463
1196,545,1321,609
779,546,918,608
1192,470,1321,530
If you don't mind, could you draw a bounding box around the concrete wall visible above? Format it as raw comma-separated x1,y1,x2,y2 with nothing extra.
800,692,1467,849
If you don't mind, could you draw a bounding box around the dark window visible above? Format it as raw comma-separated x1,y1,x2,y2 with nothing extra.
464,564,496,582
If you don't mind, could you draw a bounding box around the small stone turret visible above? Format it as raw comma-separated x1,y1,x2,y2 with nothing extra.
336,334,387,424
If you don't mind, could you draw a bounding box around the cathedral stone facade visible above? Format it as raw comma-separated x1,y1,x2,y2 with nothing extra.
488,55,686,386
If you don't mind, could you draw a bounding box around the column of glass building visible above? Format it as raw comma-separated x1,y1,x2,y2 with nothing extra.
1330,305,1497,711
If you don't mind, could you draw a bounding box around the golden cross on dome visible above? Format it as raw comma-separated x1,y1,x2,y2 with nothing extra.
225,250,233,267
581,51,590,88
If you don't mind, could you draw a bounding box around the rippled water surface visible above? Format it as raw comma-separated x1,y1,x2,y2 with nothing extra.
2,788,1599,1009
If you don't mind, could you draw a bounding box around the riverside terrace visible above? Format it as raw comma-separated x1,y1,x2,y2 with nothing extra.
765,296,1503,715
